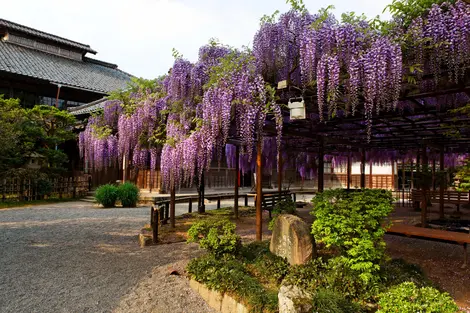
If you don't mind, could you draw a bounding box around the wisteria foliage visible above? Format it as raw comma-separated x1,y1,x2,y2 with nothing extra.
78,1,470,188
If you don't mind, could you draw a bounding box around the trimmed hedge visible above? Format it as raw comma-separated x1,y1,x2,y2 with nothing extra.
95,184,118,208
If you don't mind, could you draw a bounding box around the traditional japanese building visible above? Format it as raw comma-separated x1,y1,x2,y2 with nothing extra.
0,18,131,109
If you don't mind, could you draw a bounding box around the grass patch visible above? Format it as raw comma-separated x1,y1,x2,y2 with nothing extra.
157,206,256,243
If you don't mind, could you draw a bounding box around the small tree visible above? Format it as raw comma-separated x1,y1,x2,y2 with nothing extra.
311,189,394,284
187,219,241,257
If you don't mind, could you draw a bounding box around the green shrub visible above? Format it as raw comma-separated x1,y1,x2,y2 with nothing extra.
284,257,375,301
380,259,431,288
117,182,139,207
311,189,393,284
377,282,459,313
312,288,363,313
253,252,289,285
240,240,270,261
95,184,118,208
269,198,296,230
36,178,52,196
187,254,277,313
187,219,241,257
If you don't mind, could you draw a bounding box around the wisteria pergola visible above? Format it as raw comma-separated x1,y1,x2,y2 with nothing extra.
78,1,470,241
232,72,470,240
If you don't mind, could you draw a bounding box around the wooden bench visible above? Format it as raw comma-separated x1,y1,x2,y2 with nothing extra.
411,189,470,210
387,223,470,268
249,191,293,218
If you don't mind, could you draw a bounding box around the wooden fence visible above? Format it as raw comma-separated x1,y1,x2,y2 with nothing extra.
0,175,91,202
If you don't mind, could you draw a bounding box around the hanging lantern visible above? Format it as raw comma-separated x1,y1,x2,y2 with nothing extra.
288,97,306,120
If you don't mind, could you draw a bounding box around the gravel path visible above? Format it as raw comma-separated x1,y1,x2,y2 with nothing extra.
0,202,216,313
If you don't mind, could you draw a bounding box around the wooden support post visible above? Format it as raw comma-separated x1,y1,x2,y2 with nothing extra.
217,197,221,209
199,173,205,213
410,159,414,190
245,194,248,206
234,145,239,219
188,198,192,213
416,151,421,183
439,149,445,219
347,154,351,190
170,185,176,228
360,148,366,188
256,140,263,241
369,161,373,189
402,158,406,207
421,147,428,228
278,152,283,202
162,202,169,225
318,138,324,192
151,205,159,244
122,155,127,183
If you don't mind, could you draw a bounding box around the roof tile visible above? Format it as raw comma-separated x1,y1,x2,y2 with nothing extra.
0,41,131,94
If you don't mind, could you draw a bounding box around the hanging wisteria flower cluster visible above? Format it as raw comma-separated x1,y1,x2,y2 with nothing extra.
78,0,470,189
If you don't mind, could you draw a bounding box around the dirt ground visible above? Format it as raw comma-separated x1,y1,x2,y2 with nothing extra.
386,203,470,310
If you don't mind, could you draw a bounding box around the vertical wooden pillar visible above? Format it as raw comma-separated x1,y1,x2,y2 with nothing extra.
369,161,373,188
439,149,445,219
318,138,324,192
122,155,127,183
402,158,406,207
234,145,240,219
198,172,205,213
360,148,366,188
278,152,283,201
421,147,428,228
256,140,263,241
347,154,351,190
170,185,176,228
410,159,414,190
416,151,421,183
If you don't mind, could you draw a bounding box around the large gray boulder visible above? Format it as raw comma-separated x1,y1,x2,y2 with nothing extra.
270,214,315,265
278,285,313,313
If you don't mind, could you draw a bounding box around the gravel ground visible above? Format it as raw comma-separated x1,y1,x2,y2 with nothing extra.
0,202,216,313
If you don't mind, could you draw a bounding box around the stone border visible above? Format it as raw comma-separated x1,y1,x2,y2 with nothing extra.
189,279,249,313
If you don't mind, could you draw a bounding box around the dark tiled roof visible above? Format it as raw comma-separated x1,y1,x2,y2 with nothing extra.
68,97,107,115
0,18,96,54
0,41,132,94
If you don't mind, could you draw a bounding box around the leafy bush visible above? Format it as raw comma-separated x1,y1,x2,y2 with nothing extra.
377,282,459,313
311,189,393,284
187,219,241,257
117,182,139,207
380,259,431,288
268,197,297,230
240,240,270,261
187,254,277,313
36,178,52,196
253,252,289,285
312,288,363,313
284,257,375,301
95,184,118,208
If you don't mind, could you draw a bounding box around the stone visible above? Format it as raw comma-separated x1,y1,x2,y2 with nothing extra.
189,279,249,313
278,285,313,313
207,288,223,311
138,233,152,247
221,294,249,313
270,214,316,265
